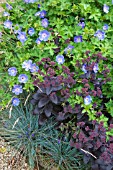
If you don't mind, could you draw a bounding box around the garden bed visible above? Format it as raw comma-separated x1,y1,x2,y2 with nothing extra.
0,0,113,170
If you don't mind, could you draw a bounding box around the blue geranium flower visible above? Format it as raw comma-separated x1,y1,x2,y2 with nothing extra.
35,11,40,16
56,55,65,64
24,0,29,3
29,0,37,3
38,4,41,8
103,4,109,13
94,30,105,40
103,24,109,30
24,0,37,3
3,12,10,16
93,63,99,73
12,98,20,106
64,45,74,54
6,4,12,10
41,18,49,28
17,32,27,44
74,36,83,43
18,74,28,83
12,85,23,95
40,10,46,18
39,30,50,41
14,28,22,34
80,18,85,21
36,38,41,44
30,63,39,73
22,60,32,71
4,20,12,29
78,22,85,28
8,67,17,76
28,28,35,36
84,95,92,105
13,24,22,34
82,64,87,73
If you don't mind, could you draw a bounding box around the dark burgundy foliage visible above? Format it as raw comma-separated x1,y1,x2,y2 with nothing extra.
30,53,113,169
31,58,76,125
70,121,113,170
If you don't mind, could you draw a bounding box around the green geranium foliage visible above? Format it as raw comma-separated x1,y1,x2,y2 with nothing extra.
1,0,113,169
0,0,113,109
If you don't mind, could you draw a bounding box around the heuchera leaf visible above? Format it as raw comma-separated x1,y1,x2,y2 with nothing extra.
52,85,62,91
106,165,113,170
83,154,90,164
50,93,58,104
46,86,53,95
39,114,47,125
91,164,99,170
30,99,37,105
38,97,50,108
34,105,43,114
33,92,44,100
44,103,53,117
56,112,66,121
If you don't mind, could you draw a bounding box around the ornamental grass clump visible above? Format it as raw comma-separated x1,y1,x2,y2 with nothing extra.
0,103,54,169
40,129,86,170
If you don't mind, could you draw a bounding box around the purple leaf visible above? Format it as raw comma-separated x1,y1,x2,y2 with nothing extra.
39,114,47,125
52,105,63,115
50,93,58,104
33,92,44,100
38,97,49,108
106,165,113,170
52,85,62,91
30,99,37,105
56,112,66,121
85,143,93,149
34,106,43,114
44,103,53,117
83,155,90,164
91,164,99,169
46,86,52,95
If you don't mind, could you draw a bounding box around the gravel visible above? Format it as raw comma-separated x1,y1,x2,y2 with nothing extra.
0,137,29,170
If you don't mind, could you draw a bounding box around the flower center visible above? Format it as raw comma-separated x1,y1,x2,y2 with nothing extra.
58,58,62,63
42,33,47,38
77,37,81,42
98,33,102,37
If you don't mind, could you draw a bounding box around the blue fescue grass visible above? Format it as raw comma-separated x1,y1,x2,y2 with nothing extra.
0,103,55,169
40,129,87,170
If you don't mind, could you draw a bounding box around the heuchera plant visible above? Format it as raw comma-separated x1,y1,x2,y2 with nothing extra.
70,120,113,170
31,57,76,124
